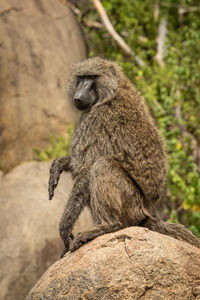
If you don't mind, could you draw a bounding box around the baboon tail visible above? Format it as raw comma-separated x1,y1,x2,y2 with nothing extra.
141,217,200,249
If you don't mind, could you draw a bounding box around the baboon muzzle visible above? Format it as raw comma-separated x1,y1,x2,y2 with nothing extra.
74,77,96,110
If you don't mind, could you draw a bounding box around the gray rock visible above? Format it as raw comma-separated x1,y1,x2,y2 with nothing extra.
26,227,200,300
0,0,86,171
0,161,93,300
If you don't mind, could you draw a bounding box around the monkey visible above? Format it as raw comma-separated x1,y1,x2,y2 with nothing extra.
48,57,200,257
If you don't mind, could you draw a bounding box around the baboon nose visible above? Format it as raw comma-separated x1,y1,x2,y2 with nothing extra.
74,98,82,105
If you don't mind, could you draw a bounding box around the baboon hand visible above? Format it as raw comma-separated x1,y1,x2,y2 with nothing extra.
48,156,71,200
48,158,62,200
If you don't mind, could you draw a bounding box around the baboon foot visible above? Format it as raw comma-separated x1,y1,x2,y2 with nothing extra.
60,233,74,258
70,232,89,252
60,246,69,258
70,224,123,252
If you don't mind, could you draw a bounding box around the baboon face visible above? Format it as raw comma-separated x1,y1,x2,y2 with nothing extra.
73,75,98,110
68,58,121,109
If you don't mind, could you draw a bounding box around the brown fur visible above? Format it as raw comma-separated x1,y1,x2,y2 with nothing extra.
49,57,200,255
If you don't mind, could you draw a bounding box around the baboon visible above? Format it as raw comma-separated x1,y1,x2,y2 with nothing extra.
49,57,200,257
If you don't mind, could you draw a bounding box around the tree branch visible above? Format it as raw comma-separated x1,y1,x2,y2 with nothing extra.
61,0,81,15
154,2,159,22
91,0,145,67
83,19,103,29
155,18,167,67
160,2,200,11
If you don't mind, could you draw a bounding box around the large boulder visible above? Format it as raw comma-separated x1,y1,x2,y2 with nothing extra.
26,227,200,300
0,0,86,171
0,161,93,300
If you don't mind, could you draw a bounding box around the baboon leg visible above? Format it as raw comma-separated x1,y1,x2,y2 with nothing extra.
71,223,123,252
49,156,71,200
89,156,150,226
71,156,149,252
59,168,89,257
70,155,148,253
141,217,200,249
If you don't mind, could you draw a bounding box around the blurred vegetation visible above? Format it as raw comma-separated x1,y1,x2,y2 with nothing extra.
84,0,200,236
34,123,74,161
38,0,200,236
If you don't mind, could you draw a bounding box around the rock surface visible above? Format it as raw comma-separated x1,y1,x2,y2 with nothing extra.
26,227,200,300
0,0,86,171
0,161,93,300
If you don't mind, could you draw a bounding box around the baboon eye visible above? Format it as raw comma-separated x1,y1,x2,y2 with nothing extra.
87,75,98,79
76,77,80,85
90,81,95,90
76,75,98,87
77,75,98,80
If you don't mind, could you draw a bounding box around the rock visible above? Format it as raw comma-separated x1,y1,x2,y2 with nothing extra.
0,161,93,300
26,227,200,300
0,0,86,171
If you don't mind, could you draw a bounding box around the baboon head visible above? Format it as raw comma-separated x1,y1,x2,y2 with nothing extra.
68,57,121,110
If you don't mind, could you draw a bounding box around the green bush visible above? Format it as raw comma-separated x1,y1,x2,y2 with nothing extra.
34,123,74,161
85,0,200,236
37,0,200,236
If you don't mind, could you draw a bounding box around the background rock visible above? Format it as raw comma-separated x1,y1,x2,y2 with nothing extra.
26,227,200,300
0,161,93,300
0,0,86,171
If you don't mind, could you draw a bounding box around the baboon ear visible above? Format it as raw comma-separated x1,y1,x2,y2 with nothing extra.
109,65,117,76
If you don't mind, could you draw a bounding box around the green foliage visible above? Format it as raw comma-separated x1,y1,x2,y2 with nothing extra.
167,210,179,224
85,0,200,236
34,124,74,161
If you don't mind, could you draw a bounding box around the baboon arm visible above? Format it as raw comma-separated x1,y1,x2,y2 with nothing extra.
121,141,166,203
131,166,162,203
48,156,71,200
59,169,89,255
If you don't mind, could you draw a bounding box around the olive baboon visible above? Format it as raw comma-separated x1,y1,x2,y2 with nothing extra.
49,57,200,257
